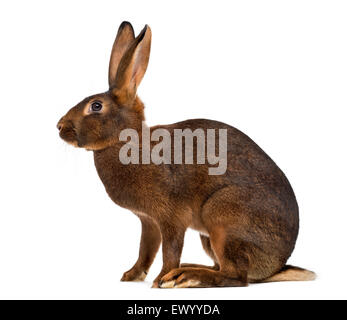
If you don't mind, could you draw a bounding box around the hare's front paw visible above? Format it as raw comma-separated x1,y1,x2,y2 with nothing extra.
121,267,147,282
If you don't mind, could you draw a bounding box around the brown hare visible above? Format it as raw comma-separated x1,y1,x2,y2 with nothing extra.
57,21,315,288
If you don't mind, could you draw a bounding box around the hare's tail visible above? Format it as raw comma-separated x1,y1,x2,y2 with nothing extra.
261,265,316,283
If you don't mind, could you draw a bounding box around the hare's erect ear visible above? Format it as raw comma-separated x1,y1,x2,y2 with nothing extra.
112,25,151,104
108,21,135,88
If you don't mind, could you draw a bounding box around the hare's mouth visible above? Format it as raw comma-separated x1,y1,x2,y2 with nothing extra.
59,127,79,147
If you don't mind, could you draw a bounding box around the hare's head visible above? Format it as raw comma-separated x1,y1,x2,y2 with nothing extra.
57,22,151,150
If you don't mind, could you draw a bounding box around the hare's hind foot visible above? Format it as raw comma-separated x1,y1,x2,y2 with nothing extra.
159,267,247,288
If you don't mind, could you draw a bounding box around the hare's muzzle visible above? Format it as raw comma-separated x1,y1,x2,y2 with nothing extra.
57,118,67,133
57,118,78,147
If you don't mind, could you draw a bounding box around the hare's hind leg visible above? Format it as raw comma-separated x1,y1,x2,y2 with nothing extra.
159,226,249,288
180,234,219,271
159,188,261,288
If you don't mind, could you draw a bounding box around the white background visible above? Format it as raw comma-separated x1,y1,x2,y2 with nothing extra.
0,0,346,300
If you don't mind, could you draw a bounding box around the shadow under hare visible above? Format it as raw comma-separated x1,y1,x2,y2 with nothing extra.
57,21,315,288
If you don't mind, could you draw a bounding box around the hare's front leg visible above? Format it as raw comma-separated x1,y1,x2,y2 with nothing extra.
152,222,186,288
121,215,161,282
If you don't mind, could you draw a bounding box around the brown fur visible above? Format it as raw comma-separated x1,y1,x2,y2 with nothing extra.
57,22,315,288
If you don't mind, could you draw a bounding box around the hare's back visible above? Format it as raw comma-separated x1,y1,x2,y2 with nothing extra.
155,118,295,196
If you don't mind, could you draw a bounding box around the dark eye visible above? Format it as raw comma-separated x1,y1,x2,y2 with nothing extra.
91,101,103,112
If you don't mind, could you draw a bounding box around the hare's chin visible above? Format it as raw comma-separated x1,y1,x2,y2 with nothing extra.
59,135,79,148
63,139,79,148
68,140,79,148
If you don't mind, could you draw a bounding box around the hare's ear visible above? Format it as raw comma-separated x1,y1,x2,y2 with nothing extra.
112,25,151,104
108,21,135,87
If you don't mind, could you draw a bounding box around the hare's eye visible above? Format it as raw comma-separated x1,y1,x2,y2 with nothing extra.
91,101,103,112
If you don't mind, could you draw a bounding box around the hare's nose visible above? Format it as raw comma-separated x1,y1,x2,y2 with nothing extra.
57,121,63,131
